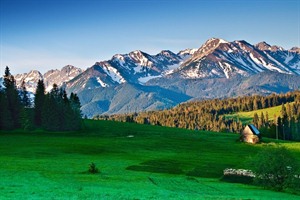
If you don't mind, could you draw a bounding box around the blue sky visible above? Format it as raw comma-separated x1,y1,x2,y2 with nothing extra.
1,0,299,74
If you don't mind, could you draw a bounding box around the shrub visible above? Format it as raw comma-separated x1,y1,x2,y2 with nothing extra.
221,168,254,184
88,162,99,174
249,146,299,191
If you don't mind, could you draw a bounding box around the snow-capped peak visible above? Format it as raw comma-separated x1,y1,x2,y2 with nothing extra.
27,70,43,78
200,38,229,52
205,37,228,45
14,70,43,93
128,50,153,67
13,38,300,95
158,50,175,57
182,38,230,65
255,41,271,51
290,47,300,53
112,54,126,66
176,38,300,79
112,54,125,60
178,48,198,56
129,50,144,57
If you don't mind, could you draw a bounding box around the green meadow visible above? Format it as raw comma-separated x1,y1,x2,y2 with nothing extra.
1,120,300,199
225,104,285,124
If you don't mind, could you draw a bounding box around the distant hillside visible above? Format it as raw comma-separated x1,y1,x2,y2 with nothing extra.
96,91,300,141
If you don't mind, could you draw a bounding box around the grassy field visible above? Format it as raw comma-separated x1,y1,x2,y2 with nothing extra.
0,120,300,199
224,103,288,124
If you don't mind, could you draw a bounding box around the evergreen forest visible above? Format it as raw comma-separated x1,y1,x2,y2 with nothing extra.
0,66,82,131
95,91,300,141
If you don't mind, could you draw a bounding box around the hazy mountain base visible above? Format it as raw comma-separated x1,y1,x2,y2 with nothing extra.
147,71,300,99
79,83,191,118
81,72,300,118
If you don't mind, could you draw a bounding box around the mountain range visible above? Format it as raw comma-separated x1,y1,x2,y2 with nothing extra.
9,38,300,117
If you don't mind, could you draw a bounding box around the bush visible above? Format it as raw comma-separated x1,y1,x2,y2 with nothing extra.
88,162,99,174
249,146,299,191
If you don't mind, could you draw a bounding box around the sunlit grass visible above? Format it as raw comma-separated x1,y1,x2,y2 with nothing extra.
224,103,294,124
0,120,299,199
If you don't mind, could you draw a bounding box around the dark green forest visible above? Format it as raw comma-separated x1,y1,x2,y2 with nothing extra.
95,91,300,141
0,66,82,131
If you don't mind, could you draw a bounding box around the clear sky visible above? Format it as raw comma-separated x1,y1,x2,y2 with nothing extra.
1,0,299,74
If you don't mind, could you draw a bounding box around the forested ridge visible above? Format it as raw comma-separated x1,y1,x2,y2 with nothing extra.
95,91,300,141
0,66,82,131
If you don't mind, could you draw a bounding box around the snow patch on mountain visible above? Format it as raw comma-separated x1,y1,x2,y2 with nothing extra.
178,48,198,59
138,75,162,84
284,53,295,64
265,53,291,73
164,63,181,75
101,63,126,84
96,77,108,87
113,54,126,66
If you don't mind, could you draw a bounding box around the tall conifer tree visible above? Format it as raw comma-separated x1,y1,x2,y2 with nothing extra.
0,85,13,130
3,66,21,128
34,79,45,127
20,80,31,107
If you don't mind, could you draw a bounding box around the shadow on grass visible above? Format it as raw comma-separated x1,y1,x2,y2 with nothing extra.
186,167,221,178
220,175,254,184
127,160,228,178
126,159,184,175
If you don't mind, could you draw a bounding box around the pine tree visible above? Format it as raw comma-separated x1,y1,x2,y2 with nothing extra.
41,85,82,131
259,112,265,128
280,103,288,139
0,85,13,130
3,66,22,128
20,107,34,131
34,79,45,127
281,103,287,119
253,113,259,128
42,92,60,131
253,97,259,110
20,81,34,130
20,80,31,107
265,111,269,123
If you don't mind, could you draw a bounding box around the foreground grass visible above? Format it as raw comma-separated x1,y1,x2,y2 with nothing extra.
0,120,300,199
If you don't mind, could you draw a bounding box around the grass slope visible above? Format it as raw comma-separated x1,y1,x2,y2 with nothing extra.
225,103,291,124
0,120,300,199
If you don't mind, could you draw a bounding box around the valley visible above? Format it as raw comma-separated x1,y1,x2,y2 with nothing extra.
2,1,299,199
1,120,299,199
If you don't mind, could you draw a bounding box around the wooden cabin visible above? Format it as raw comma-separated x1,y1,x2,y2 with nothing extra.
240,124,261,144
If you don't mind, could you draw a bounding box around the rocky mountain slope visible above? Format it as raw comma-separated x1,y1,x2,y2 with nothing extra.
170,38,300,79
66,49,195,94
7,38,300,117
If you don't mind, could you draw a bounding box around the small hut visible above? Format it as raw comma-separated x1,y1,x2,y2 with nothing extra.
240,124,261,144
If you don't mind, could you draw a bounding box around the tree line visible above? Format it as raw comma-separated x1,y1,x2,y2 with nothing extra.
0,66,82,131
95,91,300,141
252,102,300,141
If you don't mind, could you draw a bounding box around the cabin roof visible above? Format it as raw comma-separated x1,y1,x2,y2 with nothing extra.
248,124,260,135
